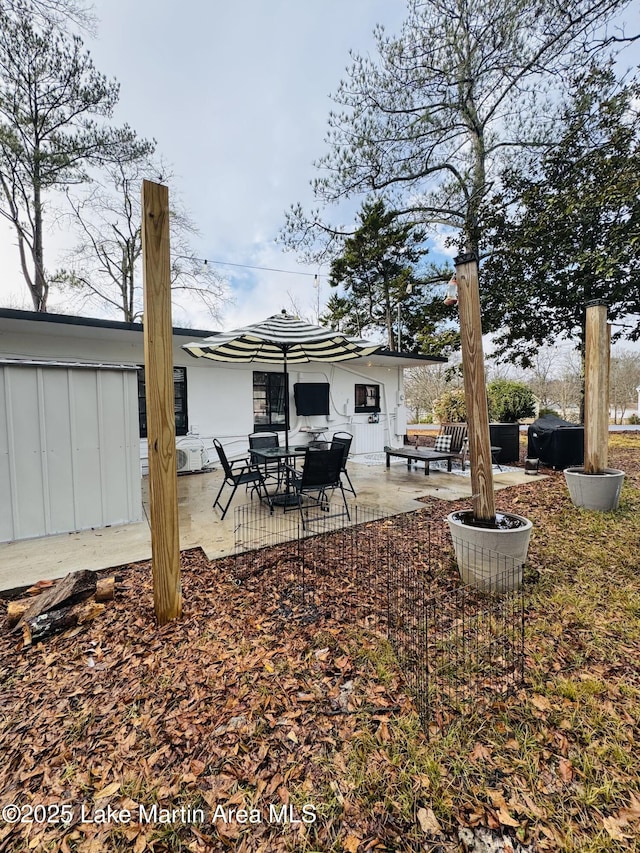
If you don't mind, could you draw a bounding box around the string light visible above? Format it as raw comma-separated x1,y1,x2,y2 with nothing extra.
194,257,326,278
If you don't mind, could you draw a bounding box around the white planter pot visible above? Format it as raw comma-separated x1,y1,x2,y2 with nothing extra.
446,511,533,593
564,467,625,511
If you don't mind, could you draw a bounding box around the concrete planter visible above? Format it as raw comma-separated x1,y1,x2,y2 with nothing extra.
564,467,625,511
446,511,533,593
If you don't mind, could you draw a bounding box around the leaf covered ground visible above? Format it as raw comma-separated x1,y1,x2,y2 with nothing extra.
0,435,639,852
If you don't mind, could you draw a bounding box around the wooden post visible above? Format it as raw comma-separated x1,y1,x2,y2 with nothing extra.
141,180,182,624
455,252,496,522
584,300,609,474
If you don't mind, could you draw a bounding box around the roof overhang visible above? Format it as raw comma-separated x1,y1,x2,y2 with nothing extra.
0,307,218,345
364,349,447,369
0,309,446,368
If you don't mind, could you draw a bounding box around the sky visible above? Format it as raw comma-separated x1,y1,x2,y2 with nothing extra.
0,0,638,345
0,0,410,330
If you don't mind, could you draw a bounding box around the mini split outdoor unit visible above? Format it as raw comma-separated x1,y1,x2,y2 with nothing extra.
176,441,208,473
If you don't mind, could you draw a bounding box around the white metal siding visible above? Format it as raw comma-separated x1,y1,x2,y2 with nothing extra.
352,422,385,454
0,363,142,542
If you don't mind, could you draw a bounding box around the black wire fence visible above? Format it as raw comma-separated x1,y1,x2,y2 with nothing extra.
232,502,525,732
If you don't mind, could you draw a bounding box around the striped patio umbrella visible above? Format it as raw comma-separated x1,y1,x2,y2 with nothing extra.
183,311,382,451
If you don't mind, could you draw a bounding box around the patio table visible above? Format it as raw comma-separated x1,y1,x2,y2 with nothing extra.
250,446,307,505
384,445,458,475
384,445,503,474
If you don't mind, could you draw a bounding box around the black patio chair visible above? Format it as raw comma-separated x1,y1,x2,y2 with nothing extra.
212,439,272,520
248,431,281,486
331,431,356,496
285,446,350,529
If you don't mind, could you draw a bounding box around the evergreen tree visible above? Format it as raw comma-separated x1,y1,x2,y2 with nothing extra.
322,197,456,352
481,65,640,365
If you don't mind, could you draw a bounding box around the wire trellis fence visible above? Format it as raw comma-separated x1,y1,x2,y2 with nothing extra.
232,502,525,731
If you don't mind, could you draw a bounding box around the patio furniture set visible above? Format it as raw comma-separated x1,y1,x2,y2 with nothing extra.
212,431,356,528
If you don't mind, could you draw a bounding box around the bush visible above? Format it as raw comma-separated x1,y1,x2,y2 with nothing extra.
487,379,536,423
626,413,640,425
538,407,561,418
432,389,466,423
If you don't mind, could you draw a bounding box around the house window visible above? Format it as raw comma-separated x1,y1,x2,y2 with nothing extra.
138,366,188,438
355,383,380,413
253,371,286,431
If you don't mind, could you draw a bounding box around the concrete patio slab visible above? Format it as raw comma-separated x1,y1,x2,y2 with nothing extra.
0,461,544,593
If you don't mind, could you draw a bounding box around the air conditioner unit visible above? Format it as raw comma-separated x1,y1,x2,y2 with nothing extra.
176,441,207,473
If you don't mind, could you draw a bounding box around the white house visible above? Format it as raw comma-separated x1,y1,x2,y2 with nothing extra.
0,308,444,542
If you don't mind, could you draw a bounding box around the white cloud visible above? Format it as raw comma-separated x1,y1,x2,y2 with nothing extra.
0,0,407,327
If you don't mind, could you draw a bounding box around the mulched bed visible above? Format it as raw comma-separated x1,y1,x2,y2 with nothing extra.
0,436,638,852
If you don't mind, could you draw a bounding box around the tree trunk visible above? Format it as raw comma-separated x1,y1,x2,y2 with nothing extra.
32,152,48,311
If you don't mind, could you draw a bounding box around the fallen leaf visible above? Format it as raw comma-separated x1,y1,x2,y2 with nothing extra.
417,807,442,835
343,834,361,852
603,815,634,841
469,742,491,762
558,758,573,782
531,694,552,711
497,807,520,828
487,789,508,809
133,835,148,853
618,792,640,824
93,781,120,800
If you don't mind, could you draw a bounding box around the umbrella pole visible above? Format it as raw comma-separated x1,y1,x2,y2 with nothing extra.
272,347,298,506
283,348,290,454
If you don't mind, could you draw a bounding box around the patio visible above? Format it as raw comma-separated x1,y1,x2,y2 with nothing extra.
0,457,539,593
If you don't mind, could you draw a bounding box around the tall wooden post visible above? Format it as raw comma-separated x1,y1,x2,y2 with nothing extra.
455,252,496,522
584,300,610,474
141,180,182,624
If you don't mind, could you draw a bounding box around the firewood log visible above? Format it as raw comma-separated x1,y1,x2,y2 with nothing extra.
22,600,106,646
14,570,97,632
95,576,115,602
6,598,33,629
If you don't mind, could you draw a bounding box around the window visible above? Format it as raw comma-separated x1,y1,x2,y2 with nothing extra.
253,371,286,431
138,366,188,437
354,383,380,413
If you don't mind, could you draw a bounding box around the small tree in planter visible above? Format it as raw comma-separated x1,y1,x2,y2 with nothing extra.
564,301,625,510
487,379,536,464
487,380,536,423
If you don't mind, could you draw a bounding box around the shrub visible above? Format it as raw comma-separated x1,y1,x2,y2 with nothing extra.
487,379,536,423
626,413,640,425
538,406,561,418
432,388,466,423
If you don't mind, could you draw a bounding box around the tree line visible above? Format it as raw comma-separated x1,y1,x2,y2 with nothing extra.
405,348,640,425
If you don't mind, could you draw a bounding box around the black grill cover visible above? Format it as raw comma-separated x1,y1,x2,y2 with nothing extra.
527,415,584,470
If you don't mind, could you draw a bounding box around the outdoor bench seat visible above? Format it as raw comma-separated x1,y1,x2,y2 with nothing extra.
405,423,469,470
384,445,456,475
